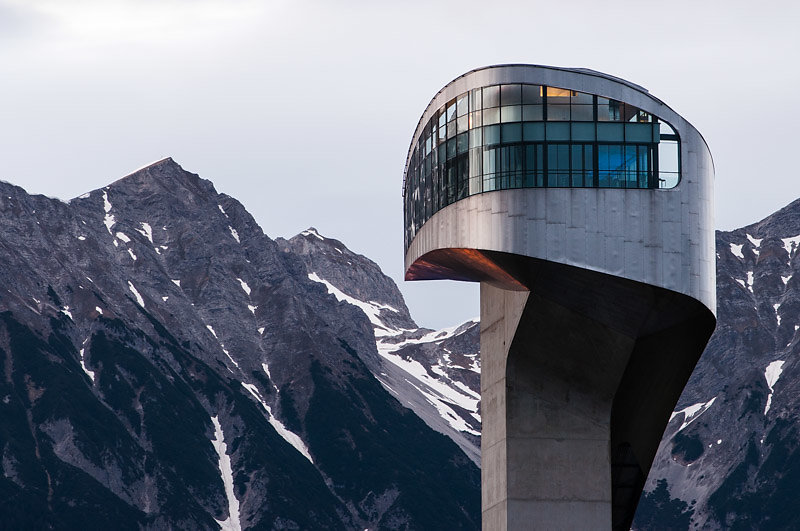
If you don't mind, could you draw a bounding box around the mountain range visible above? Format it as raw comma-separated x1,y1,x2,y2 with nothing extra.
1,158,798,529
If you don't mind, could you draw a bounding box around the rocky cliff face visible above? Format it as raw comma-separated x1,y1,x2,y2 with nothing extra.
0,159,479,529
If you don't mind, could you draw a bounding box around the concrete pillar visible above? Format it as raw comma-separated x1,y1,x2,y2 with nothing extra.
481,282,637,530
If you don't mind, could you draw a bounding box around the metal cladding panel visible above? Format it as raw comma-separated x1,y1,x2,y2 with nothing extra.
405,65,715,315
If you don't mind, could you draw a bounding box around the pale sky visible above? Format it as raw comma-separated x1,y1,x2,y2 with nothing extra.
1,0,798,329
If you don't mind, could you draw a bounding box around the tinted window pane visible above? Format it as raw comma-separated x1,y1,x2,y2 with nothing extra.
546,122,570,141
483,107,500,125
597,98,621,121
597,123,623,141
469,111,482,129
522,104,543,121
484,124,500,145
500,105,522,123
571,104,593,121
457,94,469,116
457,132,469,154
469,88,482,111
457,114,469,133
625,123,651,142
547,103,570,121
446,101,457,121
500,84,522,105
501,123,522,143
483,85,500,108
571,91,593,105
522,84,544,104
523,122,545,141
571,122,595,141
469,127,483,148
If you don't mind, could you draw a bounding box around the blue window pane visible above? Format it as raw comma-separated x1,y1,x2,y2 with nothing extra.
546,122,570,141
501,123,522,143
597,123,623,141
571,122,595,141
484,125,500,146
523,122,545,141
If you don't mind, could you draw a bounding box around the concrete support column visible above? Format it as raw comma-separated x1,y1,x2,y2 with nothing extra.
481,282,636,530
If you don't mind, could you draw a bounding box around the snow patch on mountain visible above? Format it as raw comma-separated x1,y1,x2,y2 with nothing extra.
210,416,241,531
730,243,744,259
671,397,717,431
764,360,785,415
240,383,312,463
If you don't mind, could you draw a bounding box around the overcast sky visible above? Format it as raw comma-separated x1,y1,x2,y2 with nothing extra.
1,0,798,329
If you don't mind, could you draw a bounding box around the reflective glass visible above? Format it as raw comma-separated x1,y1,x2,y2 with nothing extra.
501,123,522,143
597,98,621,121
625,123,652,142
446,101,457,121
483,85,500,108
522,84,544,104
469,111,482,129
469,127,483,148
457,132,469,154
500,84,522,106
457,114,469,133
522,104,543,121
546,122,570,141
597,123,623,141
447,137,457,159
571,122,595,141
484,125,500,145
571,91,593,105
483,107,500,125
523,122,545,141
447,119,457,139
469,88,482,111
547,103,570,121
571,104,593,121
500,105,522,123
457,94,469,117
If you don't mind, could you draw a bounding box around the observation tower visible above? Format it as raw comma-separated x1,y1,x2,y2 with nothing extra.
402,65,716,530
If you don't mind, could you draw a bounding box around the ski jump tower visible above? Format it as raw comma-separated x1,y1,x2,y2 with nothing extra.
402,65,716,530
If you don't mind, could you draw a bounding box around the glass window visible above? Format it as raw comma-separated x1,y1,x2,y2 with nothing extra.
522,84,544,104
484,124,500,146
571,104,593,121
483,107,500,125
598,145,624,188
483,147,498,191
500,84,522,106
625,123,652,142
483,85,500,108
446,137,457,159
447,118,457,139
457,94,469,117
469,111,482,129
571,122,595,141
501,123,522,143
446,101,457,122
500,105,522,123
523,122,545,141
522,104,543,121
525,144,544,187
597,123,623,141
469,88,482,111
457,132,469,154
570,91,593,105
597,98,621,121
469,127,483,148
547,144,570,187
546,122,570,141
457,114,469,133
547,103,570,121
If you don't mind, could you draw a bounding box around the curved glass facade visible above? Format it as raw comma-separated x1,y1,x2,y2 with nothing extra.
403,83,681,248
